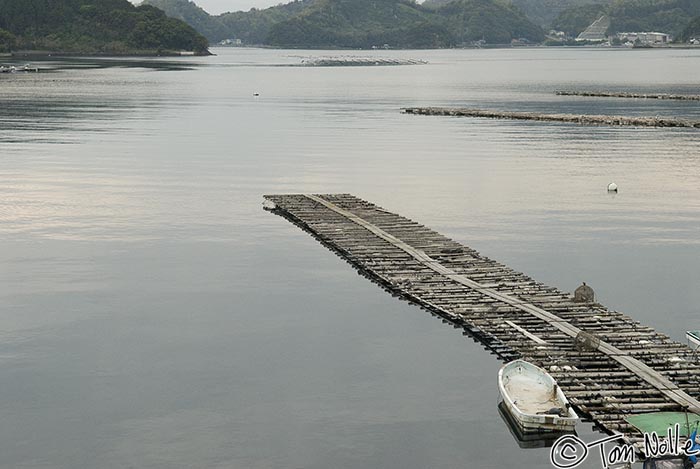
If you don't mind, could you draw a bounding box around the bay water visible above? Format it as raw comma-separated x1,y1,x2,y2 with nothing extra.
1,47,700,468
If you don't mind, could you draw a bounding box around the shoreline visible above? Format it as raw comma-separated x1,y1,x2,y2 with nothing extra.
211,43,700,51
8,49,212,59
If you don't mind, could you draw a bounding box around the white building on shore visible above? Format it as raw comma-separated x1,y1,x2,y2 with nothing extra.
617,32,670,45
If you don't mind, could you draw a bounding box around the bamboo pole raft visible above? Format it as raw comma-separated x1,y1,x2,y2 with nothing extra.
402,107,700,128
264,193,700,451
556,90,700,101
301,57,427,67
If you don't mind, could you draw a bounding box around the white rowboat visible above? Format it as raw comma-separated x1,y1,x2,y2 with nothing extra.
498,360,578,432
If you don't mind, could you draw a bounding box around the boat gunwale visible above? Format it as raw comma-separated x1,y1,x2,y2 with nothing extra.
498,359,578,431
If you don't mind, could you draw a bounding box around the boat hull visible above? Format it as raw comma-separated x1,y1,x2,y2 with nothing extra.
497,401,571,448
498,360,578,433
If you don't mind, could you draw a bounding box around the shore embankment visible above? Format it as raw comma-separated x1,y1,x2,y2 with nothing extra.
402,107,700,128
9,49,211,58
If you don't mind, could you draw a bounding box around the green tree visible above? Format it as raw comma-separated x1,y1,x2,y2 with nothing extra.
0,27,16,51
680,15,700,41
554,0,700,37
0,0,210,54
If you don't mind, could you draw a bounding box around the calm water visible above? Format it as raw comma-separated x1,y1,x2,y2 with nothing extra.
1,48,699,469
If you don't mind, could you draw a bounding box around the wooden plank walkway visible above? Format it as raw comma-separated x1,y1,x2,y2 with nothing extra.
264,193,700,446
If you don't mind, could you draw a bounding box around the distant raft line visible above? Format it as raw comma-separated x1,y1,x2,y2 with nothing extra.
301,57,427,67
401,107,700,128
556,90,700,101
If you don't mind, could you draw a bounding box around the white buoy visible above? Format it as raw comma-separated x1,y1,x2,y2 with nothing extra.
607,182,618,192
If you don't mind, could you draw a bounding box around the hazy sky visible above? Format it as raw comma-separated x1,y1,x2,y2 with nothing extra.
135,0,280,14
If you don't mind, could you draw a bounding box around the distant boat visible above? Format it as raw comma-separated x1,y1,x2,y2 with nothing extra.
498,360,578,433
0,64,39,73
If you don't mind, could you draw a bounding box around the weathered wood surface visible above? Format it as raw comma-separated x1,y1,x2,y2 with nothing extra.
264,193,700,448
557,90,700,101
302,57,427,67
402,107,700,128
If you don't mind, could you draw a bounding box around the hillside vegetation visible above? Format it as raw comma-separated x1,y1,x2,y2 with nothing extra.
438,0,545,44
142,0,311,43
421,0,609,28
267,0,450,48
0,0,209,54
551,3,609,35
507,0,610,28
553,0,700,36
680,16,700,41
145,0,545,47
218,1,311,45
143,0,230,40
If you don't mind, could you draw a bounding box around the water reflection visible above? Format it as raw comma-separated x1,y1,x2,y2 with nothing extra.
497,402,574,449
643,458,688,469
2,56,198,71
0,60,188,144
1,47,700,469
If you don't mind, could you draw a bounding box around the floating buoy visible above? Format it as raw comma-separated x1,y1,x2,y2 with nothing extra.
607,182,618,192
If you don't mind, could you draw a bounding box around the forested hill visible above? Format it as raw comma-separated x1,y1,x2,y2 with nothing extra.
435,0,545,45
143,0,545,47
217,0,311,45
268,0,545,48
0,0,209,55
508,0,610,28
553,0,700,37
142,0,311,44
142,0,230,41
266,0,445,48
423,0,699,37
422,0,608,28
681,16,700,41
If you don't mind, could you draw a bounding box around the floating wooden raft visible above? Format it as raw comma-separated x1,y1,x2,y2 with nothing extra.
402,107,700,129
556,90,700,101
264,193,700,448
301,57,427,67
